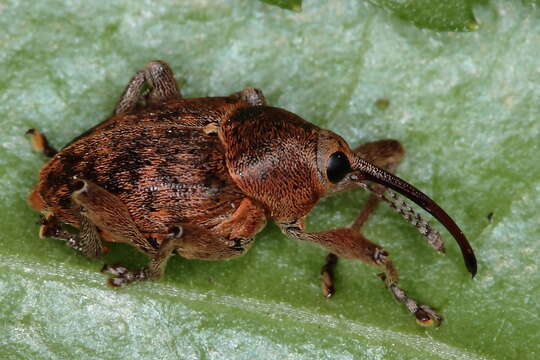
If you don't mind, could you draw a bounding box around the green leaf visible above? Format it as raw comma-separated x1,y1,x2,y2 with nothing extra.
1,0,539,359
260,0,302,11
369,0,482,31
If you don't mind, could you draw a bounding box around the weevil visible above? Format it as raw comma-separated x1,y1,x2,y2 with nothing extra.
27,60,477,326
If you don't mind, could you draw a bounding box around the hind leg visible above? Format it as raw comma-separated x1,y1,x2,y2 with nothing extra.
114,60,181,115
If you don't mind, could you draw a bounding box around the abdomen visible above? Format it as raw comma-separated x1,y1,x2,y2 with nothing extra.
35,117,244,237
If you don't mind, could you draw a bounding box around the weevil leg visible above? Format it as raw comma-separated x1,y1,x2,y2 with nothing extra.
279,219,443,326
78,212,105,258
378,273,442,326
71,179,179,286
229,87,267,106
38,214,106,257
38,214,83,252
26,128,58,157
320,253,338,298
114,60,180,115
175,197,267,260
102,225,183,287
72,179,156,254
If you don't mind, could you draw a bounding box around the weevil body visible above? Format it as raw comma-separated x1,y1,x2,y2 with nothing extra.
28,60,476,325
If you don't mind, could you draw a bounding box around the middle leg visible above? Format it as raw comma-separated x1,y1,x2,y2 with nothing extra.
102,225,184,287
72,179,182,286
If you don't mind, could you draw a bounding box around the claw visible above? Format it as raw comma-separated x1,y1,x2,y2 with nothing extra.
66,238,82,251
101,264,128,276
320,253,338,298
415,305,443,326
108,277,129,288
384,279,443,326
101,264,147,287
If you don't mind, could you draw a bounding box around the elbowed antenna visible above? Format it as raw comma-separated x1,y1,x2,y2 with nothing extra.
351,156,477,277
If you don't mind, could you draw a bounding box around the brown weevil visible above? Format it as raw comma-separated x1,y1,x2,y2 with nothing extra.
28,60,476,326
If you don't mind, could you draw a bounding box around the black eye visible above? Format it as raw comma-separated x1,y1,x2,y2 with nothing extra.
326,151,351,183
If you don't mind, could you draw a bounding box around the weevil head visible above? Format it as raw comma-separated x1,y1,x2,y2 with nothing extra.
220,105,476,276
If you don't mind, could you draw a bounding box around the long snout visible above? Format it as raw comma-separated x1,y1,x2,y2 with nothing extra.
351,155,477,277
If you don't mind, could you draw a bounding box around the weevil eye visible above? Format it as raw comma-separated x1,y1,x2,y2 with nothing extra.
326,151,351,183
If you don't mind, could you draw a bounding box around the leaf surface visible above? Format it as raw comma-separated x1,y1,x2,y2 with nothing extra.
1,1,539,359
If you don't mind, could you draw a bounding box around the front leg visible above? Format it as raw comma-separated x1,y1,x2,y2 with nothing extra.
278,218,442,326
